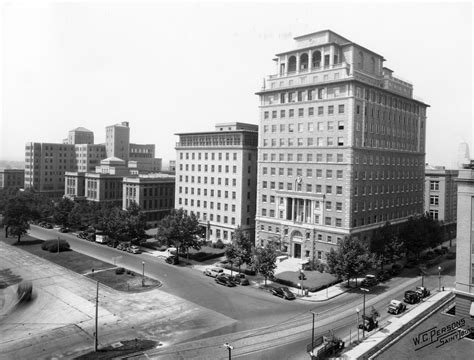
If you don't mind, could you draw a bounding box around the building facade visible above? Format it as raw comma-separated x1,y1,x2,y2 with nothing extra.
455,160,474,322
67,127,94,145
0,169,25,189
106,122,130,162
424,165,458,225
175,122,258,243
123,174,175,227
256,30,428,262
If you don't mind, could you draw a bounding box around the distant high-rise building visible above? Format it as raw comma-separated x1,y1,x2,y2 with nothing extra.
106,122,130,162
0,169,24,189
175,122,258,243
457,142,470,169
67,127,94,145
256,30,429,262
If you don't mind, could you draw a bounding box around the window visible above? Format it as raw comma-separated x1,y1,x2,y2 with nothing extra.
280,110,286,118
264,111,269,119
337,137,344,146
289,109,294,117
289,124,294,133
430,181,440,191
338,104,345,114
326,185,332,194
318,106,324,115
337,154,343,162
429,210,439,220
298,108,304,117
326,201,332,210
308,107,314,116
336,202,342,211
430,195,439,206
338,121,344,130
308,122,314,131
335,218,342,227
326,169,333,178
328,105,334,115
336,186,342,195
272,111,277,119
325,217,331,225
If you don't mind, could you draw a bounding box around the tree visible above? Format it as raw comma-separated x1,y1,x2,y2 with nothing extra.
253,243,277,286
3,195,33,242
156,208,201,260
371,222,404,270
326,236,376,286
227,227,254,274
400,214,443,259
225,244,238,276
53,197,75,226
121,202,147,243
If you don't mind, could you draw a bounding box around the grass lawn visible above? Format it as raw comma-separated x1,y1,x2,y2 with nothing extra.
276,270,339,292
187,245,225,254
87,269,161,292
0,231,161,292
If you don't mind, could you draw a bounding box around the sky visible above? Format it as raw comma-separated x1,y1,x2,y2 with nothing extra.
1,1,472,168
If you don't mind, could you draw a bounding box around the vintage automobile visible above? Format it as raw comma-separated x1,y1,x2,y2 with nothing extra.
358,314,379,331
404,290,421,304
165,255,179,265
215,274,236,287
415,286,431,299
203,267,224,277
388,299,407,315
271,287,296,300
361,274,378,287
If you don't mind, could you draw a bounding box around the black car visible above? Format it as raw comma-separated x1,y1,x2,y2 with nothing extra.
404,290,420,304
215,275,236,287
271,287,296,300
234,273,250,286
361,275,378,287
165,256,179,265
415,286,430,299
391,263,403,276
59,227,69,233
44,223,53,229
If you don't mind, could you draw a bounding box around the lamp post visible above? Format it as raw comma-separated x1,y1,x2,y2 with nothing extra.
142,261,145,287
297,283,301,297
310,311,318,352
361,288,369,338
223,343,233,360
356,307,360,342
438,266,442,291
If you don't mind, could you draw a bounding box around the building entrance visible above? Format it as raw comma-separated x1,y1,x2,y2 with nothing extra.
294,243,302,258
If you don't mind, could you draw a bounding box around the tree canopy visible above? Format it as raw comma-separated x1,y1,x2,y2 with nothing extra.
253,243,277,285
370,221,404,270
326,236,376,286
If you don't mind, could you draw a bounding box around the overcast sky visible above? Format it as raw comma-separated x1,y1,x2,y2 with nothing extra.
1,1,472,168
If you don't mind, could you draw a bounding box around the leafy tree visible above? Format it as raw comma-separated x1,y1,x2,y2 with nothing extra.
225,244,238,276
400,213,443,259
326,236,376,286
121,202,147,243
53,197,75,226
156,208,201,260
253,243,277,286
371,222,404,270
3,195,33,242
225,227,254,274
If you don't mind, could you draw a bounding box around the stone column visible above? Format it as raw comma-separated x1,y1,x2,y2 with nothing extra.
308,50,313,71
296,53,300,74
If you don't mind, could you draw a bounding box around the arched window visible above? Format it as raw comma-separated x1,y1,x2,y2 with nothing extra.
300,53,309,71
291,230,303,239
312,50,321,68
358,51,364,69
288,56,296,73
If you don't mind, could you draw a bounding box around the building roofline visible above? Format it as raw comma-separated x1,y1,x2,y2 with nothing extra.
174,130,258,136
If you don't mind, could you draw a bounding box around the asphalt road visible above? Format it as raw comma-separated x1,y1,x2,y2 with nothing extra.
28,226,456,359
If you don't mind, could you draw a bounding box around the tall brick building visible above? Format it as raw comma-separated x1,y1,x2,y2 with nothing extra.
255,30,429,262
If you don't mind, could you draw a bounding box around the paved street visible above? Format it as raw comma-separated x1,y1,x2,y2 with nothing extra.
1,227,456,359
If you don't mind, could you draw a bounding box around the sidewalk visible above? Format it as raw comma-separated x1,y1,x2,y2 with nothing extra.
342,289,454,359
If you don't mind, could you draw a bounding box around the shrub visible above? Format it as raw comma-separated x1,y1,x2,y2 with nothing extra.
220,263,256,276
212,239,225,249
41,239,70,253
115,267,125,275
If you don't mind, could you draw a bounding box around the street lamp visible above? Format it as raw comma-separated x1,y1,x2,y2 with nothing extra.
223,343,233,360
356,307,360,342
310,311,318,352
142,261,145,287
297,283,301,296
438,266,442,291
360,288,370,338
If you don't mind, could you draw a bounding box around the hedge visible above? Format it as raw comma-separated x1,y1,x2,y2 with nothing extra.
41,239,70,253
178,251,224,262
273,276,341,293
220,263,256,276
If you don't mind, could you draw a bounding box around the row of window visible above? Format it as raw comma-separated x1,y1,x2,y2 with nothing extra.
352,208,423,227
353,183,422,195
355,86,422,114
261,181,343,194
179,176,251,186
261,207,343,227
262,167,344,179
262,152,344,163
264,104,345,120
179,152,253,161
263,121,344,134
354,154,422,166
262,137,345,147
179,164,238,173
178,198,240,212
353,198,422,212
354,170,423,181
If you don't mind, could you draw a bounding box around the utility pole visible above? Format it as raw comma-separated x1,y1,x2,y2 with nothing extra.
57,236,60,254
94,281,99,351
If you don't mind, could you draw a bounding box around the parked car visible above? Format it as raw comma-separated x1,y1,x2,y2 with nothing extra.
203,267,224,277
441,246,449,254
390,263,403,276
165,256,179,265
44,223,53,229
116,243,125,251
446,252,456,259
271,287,296,300
129,245,141,254
215,275,236,287
358,315,379,331
404,290,421,304
376,270,391,282
415,286,430,299
59,227,69,233
388,299,407,315
361,274,378,287
234,273,249,286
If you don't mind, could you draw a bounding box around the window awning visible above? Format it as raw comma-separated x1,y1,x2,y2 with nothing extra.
469,302,474,317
